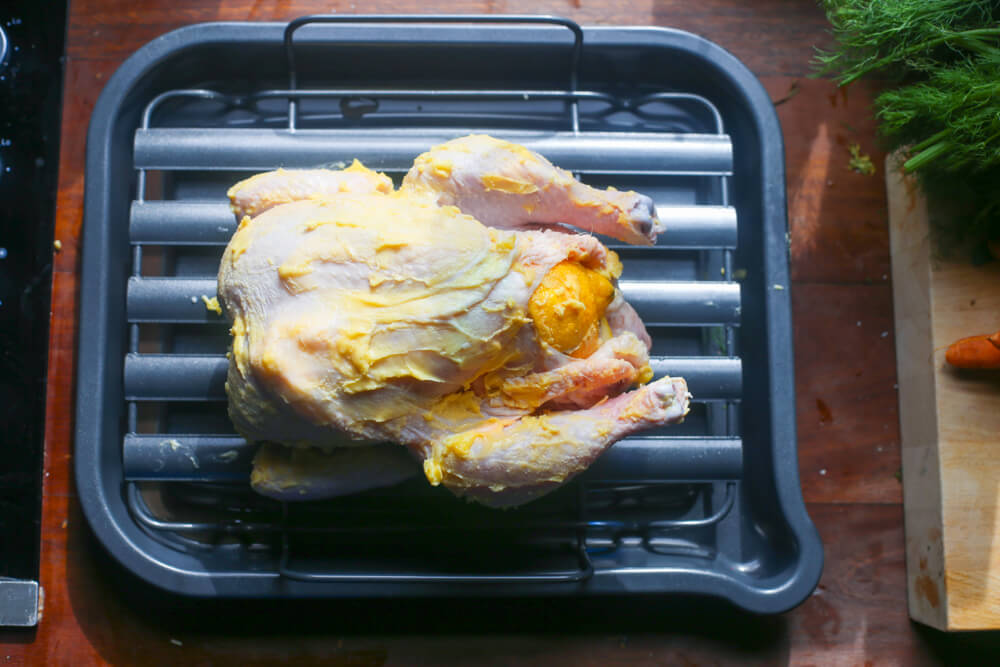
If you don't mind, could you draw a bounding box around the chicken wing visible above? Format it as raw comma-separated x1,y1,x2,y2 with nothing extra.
228,160,393,220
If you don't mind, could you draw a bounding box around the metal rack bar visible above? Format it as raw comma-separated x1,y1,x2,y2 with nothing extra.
122,353,741,402
125,276,740,326
646,358,742,399
126,278,226,323
123,435,252,481
123,435,742,482
123,354,228,401
133,128,732,175
616,280,741,326
129,200,738,249
259,88,614,104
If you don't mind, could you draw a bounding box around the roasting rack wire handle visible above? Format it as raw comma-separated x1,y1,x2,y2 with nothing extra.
283,14,584,132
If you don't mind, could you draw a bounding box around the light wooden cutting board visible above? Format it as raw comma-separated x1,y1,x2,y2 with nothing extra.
887,157,1000,630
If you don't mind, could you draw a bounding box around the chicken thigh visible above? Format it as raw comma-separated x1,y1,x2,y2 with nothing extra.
219,135,690,507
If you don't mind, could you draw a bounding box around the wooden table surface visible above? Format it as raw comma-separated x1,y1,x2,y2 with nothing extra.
3,0,998,663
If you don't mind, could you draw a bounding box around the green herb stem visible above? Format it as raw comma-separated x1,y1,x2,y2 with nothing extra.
908,128,951,154
903,139,953,171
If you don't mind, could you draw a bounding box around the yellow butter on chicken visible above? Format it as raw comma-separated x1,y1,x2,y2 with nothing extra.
219,134,690,508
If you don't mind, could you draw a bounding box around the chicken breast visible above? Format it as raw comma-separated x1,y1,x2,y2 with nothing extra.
219,135,690,507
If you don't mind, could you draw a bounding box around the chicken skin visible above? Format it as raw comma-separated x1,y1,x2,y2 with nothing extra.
220,135,689,507
403,134,663,245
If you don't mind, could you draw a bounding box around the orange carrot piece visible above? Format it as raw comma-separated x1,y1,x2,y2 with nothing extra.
988,330,1000,350
945,334,1000,369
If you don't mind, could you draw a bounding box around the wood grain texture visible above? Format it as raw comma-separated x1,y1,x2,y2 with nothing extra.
793,283,902,504
4,0,995,663
66,0,832,76
766,77,893,284
887,163,1000,631
0,503,964,666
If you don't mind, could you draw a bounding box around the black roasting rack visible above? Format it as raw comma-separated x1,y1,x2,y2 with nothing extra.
75,16,821,611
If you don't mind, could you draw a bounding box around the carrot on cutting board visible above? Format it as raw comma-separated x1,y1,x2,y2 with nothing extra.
945,333,1000,369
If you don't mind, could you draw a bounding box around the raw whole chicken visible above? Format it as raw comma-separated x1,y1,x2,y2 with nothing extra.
218,135,690,508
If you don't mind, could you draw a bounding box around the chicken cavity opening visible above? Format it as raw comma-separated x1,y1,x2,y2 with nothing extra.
528,260,615,358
